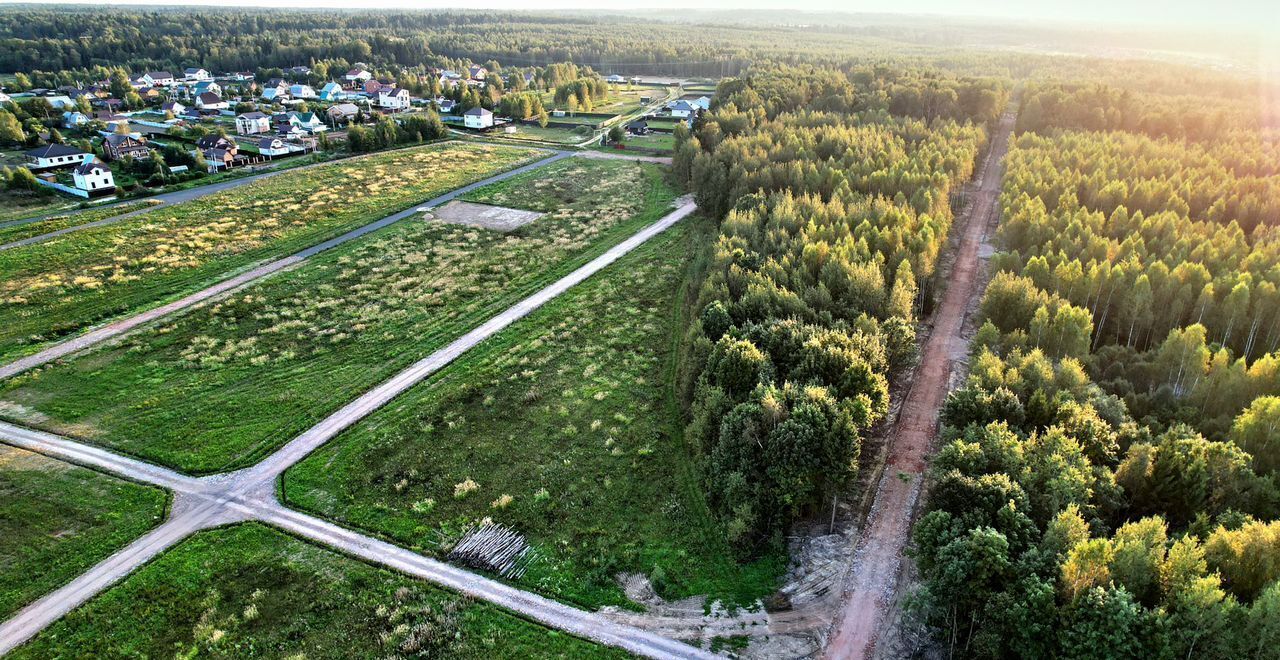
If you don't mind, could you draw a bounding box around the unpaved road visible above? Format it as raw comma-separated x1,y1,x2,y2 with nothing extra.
0,151,573,382
822,108,1017,660
0,199,705,659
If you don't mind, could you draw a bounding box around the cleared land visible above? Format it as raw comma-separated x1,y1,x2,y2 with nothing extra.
0,158,676,474
434,200,546,232
8,523,626,658
0,142,541,363
0,445,167,619
285,218,783,611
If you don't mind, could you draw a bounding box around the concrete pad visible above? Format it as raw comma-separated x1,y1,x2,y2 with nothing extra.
431,200,545,232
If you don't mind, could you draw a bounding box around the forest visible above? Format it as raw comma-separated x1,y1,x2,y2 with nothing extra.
909,71,1280,657
672,63,1005,551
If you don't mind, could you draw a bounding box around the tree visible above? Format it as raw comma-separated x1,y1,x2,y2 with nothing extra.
607,124,624,144
0,109,25,146
1230,396,1280,476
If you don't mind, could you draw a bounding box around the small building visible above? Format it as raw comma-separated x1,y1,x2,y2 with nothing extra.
626,120,651,135
261,87,285,102
193,81,222,98
161,100,187,116
606,74,625,84
195,92,228,111
629,76,643,85
326,103,360,124
437,98,456,113
318,82,343,101
44,95,76,110
141,71,175,87
289,111,326,132
257,137,290,157
102,133,150,161
236,111,271,134
196,134,239,156
468,66,487,81
62,111,90,128
72,159,115,195
667,100,698,119
184,68,212,82
463,106,494,129
287,65,312,76
378,88,411,111
344,68,372,82
693,96,712,111
0,90,11,104
25,143,91,169
364,79,394,95
204,147,235,169
289,84,316,99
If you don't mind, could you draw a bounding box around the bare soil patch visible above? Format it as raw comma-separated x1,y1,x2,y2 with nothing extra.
431,201,545,232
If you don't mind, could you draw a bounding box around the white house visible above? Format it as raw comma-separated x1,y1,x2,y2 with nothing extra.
463,107,494,129
629,76,643,85
288,111,326,132
693,96,712,111
261,87,286,102
161,100,186,116
378,88,411,111
344,68,372,82
257,137,291,157
184,68,212,82
72,159,115,194
193,81,222,98
436,98,456,113
236,111,271,134
25,143,91,169
195,92,228,111
319,82,343,101
667,100,698,118
468,66,487,81
141,71,176,87
45,95,76,110
289,84,317,99
62,111,89,128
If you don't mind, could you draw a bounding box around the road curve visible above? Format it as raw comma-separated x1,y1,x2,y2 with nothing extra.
0,151,573,383
0,198,705,659
822,108,1017,659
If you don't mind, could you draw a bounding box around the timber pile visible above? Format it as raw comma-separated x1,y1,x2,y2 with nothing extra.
448,521,533,579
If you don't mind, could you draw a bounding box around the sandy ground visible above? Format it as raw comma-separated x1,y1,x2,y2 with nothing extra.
432,200,545,232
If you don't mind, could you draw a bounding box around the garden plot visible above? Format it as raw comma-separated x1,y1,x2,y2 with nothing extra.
0,445,167,619
0,158,677,474
0,142,541,363
10,523,625,658
285,220,784,613
432,200,545,232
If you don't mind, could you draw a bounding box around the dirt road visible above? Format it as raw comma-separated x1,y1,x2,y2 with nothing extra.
822,108,1016,659
0,199,704,658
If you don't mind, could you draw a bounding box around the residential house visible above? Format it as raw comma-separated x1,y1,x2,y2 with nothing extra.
463,107,494,129
103,133,150,161
436,98,456,113
44,95,76,110
204,147,235,169
161,100,186,116
289,84,317,99
25,143,91,169
257,137,290,157
141,71,176,87
468,66,487,81
62,111,89,128
345,68,372,82
72,159,115,195
364,79,395,95
195,92,228,111
141,88,163,100
289,111,326,132
629,76,643,85
318,82,344,101
326,103,360,124
227,71,255,82
378,88,411,111
667,100,698,118
606,74,625,84
626,120,651,135
193,81,222,98
236,111,271,134
196,134,239,156
693,96,712,111
287,65,312,76
261,82,288,102
184,68,213,82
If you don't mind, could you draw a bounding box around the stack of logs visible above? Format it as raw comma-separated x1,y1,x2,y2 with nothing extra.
448,521,533,579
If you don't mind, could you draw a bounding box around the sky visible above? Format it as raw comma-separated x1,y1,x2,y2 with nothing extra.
2,0,1277,37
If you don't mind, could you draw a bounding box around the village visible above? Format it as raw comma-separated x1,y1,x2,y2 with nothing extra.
0,62,712,205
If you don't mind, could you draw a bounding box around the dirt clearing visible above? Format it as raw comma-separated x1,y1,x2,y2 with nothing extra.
430,201,545,232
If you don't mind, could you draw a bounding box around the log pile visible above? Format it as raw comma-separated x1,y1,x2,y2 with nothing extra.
448,521,533,579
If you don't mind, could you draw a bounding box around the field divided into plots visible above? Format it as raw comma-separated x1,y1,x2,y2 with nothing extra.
0,158,677,474
285,216,784,611
0,142,541,363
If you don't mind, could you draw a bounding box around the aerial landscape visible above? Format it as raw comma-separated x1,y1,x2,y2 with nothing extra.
0,1,1276,657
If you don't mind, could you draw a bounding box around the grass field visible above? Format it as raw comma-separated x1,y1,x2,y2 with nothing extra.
0,200,162,245
616,133,677,152
284,218,784,611
0,158,677,474
0,445,167,619
0,192,81,225
0,142,541,363
9,523,625,659
499,124,595,144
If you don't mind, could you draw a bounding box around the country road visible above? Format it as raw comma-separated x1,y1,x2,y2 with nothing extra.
0,150,573,382
0,198,706,658
822,107,1017,659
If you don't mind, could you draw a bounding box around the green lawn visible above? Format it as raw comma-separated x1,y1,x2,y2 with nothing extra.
9,523,625,659
498,124,595,145
0,159,677,474
0,200,162,245
0,142,541,363
284,218,784,611
0,445,167,619
0,192,81,224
